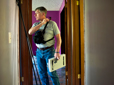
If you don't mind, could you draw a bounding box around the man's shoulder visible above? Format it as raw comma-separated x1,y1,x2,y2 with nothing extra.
49,20,56,24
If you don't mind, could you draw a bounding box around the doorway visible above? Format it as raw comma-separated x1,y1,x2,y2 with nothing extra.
19,0,84,85
32,1,66,85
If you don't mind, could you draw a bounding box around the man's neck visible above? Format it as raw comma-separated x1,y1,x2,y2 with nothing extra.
40,17,46,22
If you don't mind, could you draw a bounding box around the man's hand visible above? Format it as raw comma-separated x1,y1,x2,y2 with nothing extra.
41,18,49,25
54,53,60,60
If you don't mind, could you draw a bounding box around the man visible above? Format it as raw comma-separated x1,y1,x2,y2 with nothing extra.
28,6,61,85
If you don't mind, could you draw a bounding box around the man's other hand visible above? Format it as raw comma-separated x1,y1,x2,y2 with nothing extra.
54,53,60,60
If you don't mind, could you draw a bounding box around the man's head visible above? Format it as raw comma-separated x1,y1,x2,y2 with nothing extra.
34,6,47,21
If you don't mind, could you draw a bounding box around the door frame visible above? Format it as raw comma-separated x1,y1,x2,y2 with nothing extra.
19,0,84,85
65,0,84,85
19,0,33,85
80,0,84,85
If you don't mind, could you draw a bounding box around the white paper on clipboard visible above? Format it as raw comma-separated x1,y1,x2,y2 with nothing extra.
48,54,66,72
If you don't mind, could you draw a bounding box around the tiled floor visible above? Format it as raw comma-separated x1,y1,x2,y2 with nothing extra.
33,67,66,85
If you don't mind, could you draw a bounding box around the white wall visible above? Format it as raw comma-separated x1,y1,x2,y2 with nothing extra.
85,0,114,85
0,0,19,85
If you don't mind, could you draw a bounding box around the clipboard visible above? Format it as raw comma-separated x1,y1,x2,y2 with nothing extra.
48,54,66,72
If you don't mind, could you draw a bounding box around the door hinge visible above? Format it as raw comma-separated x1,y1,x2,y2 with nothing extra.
66,71,68,76
65,3,67,8
76,1,79,5
78,74,81,79
21,0,23,4
21,77,24,82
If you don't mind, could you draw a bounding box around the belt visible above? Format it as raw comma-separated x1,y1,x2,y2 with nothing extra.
38,45,54,50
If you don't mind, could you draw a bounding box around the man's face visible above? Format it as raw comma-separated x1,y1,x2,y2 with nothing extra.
34,10,43,21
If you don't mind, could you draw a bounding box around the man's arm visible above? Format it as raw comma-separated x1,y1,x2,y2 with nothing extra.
28,18,49,35
28,22,43,35
54,33,62,59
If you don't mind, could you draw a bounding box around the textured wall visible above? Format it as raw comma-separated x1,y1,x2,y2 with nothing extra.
85,0,114,85
0,0,19,85
59,0,65,13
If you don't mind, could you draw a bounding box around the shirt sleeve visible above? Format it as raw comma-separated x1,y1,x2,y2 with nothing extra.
32,23,36,27
52,21,60,35
32,22,40,28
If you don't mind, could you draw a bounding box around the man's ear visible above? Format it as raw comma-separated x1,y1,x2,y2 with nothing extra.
42,12,45,16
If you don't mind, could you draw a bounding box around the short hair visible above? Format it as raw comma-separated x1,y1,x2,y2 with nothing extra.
35,6,47,16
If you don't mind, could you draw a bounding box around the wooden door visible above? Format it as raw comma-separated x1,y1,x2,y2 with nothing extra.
65,0,84,85
19,0,33,85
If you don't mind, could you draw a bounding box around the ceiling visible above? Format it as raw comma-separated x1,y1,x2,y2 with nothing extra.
32,0,64,11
